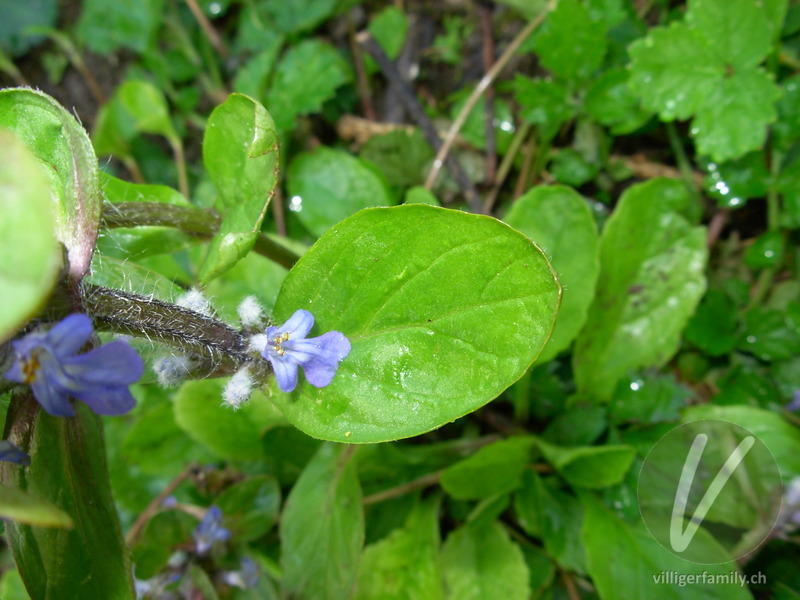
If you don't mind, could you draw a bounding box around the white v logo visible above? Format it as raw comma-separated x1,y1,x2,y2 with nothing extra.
670,433,755,552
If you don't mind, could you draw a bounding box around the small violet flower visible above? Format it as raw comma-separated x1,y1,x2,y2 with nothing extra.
3,314,144,417
0,440,29,466
261,309,351,393
222,558,260,590
192,505,231,555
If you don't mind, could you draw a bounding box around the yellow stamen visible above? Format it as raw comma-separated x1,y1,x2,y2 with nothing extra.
21,352,40,385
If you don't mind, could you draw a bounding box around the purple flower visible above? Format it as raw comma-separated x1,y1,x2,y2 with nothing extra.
192,505,231,555
0,441,29,466
261,310,351,393
222,558,260,589
3,314,143,417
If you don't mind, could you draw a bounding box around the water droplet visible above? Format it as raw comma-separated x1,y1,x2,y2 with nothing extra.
746,335,757,344
289,195,303,212
630,380,642,391
208,1,222,14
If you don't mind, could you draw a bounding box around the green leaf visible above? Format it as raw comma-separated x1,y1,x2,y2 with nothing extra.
360,129,435,188
0,87,101,277
266,39,351,131
609,374,690,425
76,0,163,53
368,6,409,61
404,186,441,206
215,476,280,542
271,205,561,442
113,79,177,142
744,230,785,269
684,289,738,356
131,510,194,579
441,519,529,600
580,493,752,600
286,147,394,238
355,496,443,600
628,0,780,162
505,185,599,363
535,439,635,489
440,437,535,500
738,306,800,362
200,93,278,283
513,76,575,142
573,179,707,400
258,0,338,34
280,444,363,600
513,471,586,573
2,396,135,599
101,172,189,205
703,152,769,208
584,68,651,135
0,131,60,342
533,0,607,81
0,486,72,528
0,0,58,56
173,379,266,461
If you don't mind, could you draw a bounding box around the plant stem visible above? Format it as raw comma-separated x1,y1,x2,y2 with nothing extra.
83,284,255,377
665,121,699,200
424,10,548,192
126,463,197,546
101,202,300,269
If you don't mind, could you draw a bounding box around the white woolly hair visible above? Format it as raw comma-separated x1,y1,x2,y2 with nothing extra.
222,368,254,410
152,355,193,387
248,333,269,354
176,288,214,317
237,296,264,327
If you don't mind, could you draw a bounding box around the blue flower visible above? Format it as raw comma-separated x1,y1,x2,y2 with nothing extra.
222,558,260,590
261,309,351,393
0,441,29,466
192,505,231,555
3,314,144,417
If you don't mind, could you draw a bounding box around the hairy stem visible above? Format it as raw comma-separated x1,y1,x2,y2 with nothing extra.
101,202,300,270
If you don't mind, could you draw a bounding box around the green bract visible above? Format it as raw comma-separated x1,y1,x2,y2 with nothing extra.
0,88,101,278
271,204,561,442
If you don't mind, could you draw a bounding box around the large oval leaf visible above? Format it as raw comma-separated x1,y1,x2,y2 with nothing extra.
0,131,60,342
573,178,707,400
272,205,561,442
0,87,101,278
504,185,600,363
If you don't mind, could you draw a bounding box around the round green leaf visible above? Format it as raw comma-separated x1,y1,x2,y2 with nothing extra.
286,147,394,238
504,185,599,363
0,87,101,277
272,205,561,442
0,130,60,342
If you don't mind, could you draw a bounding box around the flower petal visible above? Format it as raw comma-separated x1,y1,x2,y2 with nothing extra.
270,355,299,393
279,309,315,339
46,313,94,357
3,357,25,383
284,331,351,365
62,340,144,385
0,441,30,465
70,385,137,416
30,374,75,417
302,359,339,388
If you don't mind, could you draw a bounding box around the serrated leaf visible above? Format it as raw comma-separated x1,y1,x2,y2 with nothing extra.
573,179,707,400
266,39,351,130
584,68,651,135
533,0,607,81
0,131,60,343
200,93,278,282
1,395,135,599
441,519,528,600
686,0,772,68
287,147,394,237
280,444,363,600
355,496,443,600
505,185,599,363
271,205,561,442
0,87,101,277
513,76,575,141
